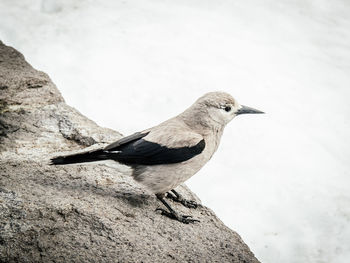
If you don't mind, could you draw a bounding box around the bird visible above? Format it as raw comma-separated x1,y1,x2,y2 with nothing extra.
51,91,263,223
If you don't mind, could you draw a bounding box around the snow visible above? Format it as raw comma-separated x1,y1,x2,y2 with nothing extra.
1,0,350,262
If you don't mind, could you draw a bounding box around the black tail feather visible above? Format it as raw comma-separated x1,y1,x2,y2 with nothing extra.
50,149,109,165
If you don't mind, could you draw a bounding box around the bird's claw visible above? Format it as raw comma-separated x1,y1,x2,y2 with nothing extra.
167,193,199,209
181,200,198,209
155,208,200,224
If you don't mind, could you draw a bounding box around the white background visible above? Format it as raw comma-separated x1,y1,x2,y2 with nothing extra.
1,0,349,262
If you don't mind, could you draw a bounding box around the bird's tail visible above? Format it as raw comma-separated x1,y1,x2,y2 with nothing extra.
50,149,110,165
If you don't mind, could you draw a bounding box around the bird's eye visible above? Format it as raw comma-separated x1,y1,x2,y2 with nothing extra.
224,106,231,112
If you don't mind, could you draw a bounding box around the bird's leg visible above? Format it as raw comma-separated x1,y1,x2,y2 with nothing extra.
155,193,199,224
166,189,199,209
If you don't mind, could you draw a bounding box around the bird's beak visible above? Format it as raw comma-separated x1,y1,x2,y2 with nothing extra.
236,105,264,115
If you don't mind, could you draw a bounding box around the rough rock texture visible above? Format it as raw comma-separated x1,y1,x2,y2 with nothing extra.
0,41,259,263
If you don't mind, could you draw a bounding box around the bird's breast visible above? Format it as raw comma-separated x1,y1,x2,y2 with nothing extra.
132,130,224,194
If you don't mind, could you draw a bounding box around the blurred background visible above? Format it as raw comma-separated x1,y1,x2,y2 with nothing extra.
1,0,349,262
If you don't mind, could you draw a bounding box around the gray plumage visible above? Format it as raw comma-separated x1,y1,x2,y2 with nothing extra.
130,91,262,194
51,91,263,223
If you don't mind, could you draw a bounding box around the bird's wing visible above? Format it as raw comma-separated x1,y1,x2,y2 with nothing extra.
104,131,150,151
104,129,205,166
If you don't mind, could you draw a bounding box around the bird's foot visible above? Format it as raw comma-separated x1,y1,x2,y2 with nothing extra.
167,190,199,209
156,208,200,224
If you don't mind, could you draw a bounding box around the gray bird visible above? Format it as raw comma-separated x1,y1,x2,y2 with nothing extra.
51,91,263,223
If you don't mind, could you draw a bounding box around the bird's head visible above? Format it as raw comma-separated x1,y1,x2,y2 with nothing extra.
192,91,264,127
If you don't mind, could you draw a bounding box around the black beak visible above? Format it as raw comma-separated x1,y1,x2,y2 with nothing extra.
236,105,264,115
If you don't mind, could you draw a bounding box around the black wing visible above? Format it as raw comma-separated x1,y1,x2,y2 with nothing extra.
51,131,205,166
108,138,206,166
104,131,150,151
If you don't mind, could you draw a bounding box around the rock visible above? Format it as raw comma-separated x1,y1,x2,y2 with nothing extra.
0,40,259,263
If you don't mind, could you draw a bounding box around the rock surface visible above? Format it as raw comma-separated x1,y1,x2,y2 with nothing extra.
0,41,259,263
